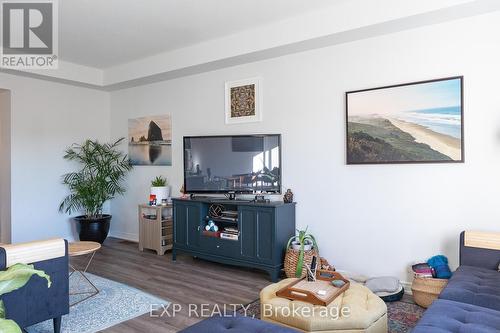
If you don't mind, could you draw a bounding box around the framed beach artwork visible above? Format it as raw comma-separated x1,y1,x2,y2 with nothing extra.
225,77,262,124
346,76,464,164
128,115,172,166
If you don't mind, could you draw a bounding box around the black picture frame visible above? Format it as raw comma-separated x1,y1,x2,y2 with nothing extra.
346,76,464,165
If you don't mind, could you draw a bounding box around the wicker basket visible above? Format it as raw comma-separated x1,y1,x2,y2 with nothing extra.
284,248,319,278
411,276,448,308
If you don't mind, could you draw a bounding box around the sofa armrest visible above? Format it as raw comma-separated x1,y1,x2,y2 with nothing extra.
460,231,500,270
0,238,66,268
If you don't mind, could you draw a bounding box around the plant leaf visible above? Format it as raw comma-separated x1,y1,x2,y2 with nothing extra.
0,318,22,333
295,242,305,278
0,263,51,296
307,234,319,254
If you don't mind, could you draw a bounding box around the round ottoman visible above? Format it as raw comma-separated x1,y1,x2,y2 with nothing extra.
260,278,387,333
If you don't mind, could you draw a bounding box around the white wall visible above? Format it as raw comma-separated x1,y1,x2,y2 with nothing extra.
0,90,11,243
109,11,500,283
0,73,110,243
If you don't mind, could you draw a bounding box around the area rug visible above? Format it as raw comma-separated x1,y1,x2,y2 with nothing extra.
237,294,425,333
26,273,169,333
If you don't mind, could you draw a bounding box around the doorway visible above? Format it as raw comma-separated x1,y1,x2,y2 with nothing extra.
0,89,11,243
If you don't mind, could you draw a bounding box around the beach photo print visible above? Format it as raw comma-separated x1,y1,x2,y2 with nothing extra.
346,76,463,164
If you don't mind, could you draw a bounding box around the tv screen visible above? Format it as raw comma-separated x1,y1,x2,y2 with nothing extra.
183,135,281,194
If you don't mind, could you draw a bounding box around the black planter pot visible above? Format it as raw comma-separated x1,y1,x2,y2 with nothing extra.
74,215,111,244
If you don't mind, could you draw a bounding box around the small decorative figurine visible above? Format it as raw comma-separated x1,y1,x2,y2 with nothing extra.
283,189,294,203
205,220,219,232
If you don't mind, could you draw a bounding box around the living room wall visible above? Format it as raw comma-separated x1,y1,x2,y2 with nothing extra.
110,11,500,283
0,73,110,243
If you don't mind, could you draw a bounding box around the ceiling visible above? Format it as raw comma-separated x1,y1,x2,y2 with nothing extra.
60,0,340,68
6,0,497,89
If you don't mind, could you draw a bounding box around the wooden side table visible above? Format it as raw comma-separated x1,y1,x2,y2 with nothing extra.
138,204,173,255
68,241,101,306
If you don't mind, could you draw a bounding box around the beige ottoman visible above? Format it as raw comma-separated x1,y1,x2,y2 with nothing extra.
260,278,387,333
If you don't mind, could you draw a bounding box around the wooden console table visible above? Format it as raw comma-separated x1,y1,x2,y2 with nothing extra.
138,204,173,255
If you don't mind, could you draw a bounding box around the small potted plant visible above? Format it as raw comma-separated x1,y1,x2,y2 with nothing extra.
59,138,132,243
150,176,169,204
284,227,319,278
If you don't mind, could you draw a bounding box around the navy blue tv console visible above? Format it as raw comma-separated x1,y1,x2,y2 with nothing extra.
172,198,296,281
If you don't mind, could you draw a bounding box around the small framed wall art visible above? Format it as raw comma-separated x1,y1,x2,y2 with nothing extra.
225,77,262,124
128,114,172,166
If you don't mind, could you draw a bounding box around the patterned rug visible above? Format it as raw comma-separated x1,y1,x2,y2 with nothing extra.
237,294,425,333
26,273,169,333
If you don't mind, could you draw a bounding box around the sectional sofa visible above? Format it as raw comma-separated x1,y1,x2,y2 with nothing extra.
413,231,500,332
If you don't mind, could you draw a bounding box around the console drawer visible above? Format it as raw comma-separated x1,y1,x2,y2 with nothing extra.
199,235,240,258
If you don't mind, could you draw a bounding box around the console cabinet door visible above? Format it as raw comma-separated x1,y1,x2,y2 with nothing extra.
240,207,274,264
174,203,188,248
174,202,201,249
186,203,201,248
240,208,257,259
256,208,274,262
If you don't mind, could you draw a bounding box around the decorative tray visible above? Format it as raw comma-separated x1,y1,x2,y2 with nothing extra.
276,270,350,306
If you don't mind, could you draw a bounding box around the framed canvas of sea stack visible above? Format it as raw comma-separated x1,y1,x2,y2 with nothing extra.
346,76,464,164
225,77,262,124
128,115,172,166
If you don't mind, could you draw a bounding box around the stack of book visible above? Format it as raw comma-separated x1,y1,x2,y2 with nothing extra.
219,210,238,222
412,263,435,278
221,227,239,241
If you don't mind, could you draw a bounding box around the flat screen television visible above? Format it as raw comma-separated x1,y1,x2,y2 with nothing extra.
183,134,281,194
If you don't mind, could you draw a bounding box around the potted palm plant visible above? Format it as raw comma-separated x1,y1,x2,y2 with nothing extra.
59,138,132,244
0,264,50,332
284,227,319,278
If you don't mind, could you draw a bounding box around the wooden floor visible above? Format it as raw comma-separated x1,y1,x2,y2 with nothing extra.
71,237,271,332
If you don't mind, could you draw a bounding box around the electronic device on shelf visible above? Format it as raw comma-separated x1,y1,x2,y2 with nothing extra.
183,134,282,196
253,195,270,203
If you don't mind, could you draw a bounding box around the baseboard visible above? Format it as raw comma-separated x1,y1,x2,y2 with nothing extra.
109,231,138,243
336,269,413,295
402,281,413,295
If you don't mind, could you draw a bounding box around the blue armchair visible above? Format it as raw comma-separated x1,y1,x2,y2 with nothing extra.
0,238,69,333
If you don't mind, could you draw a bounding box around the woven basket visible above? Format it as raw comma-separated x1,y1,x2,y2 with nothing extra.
411,276,448,308
284,248,319,278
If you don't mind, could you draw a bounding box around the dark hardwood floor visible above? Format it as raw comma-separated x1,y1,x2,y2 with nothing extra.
70,237,271,332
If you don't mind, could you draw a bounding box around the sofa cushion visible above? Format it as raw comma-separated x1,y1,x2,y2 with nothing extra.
412,299,500,333
179,316,300,333
439,265,500,311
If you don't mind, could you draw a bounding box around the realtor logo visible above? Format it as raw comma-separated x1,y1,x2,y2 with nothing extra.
1,0,58,69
